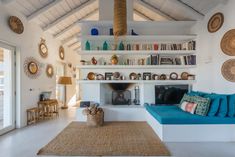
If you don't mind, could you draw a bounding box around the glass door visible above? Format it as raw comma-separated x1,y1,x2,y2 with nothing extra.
0,41,15,135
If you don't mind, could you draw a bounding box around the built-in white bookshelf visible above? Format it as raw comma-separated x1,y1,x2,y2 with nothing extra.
77,21,197,106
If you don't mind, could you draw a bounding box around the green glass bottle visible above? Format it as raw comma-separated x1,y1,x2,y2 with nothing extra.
119,41,124,50
103,41,108,50
85,41,91,50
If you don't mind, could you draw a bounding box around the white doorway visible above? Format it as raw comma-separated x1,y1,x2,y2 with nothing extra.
0,41,15,135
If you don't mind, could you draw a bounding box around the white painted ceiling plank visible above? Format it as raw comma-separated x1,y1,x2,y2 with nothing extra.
171,0,204,20
73,45,81,51
133,9,153,21
27,0,63,22
1,0,16,5
62,33,81,45
54,8,98,39
16,0,35,15
43,0,96,32
68,41,80,48
134,3,168,21
135,0,176,21
133,13,148,21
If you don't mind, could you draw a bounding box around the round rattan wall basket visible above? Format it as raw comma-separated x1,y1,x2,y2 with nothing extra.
207,12,224,33
8,16,24,34
113,0,127,37
221,59,235,82
221,29,235,56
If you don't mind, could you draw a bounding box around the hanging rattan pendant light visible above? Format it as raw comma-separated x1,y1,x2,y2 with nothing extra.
113,0,127,37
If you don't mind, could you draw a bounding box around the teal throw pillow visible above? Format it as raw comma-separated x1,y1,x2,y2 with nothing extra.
228,94,235,117
205,94,220,116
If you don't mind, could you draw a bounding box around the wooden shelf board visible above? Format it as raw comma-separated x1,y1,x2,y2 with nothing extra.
77,80,196,84
80,35,197,41
77,50,196,55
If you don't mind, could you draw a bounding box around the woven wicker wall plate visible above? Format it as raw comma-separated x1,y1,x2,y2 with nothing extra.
221,59,235,82
46,64,54,78
24,57,41,79
207,12,224,33
8,16,24,34
221,29,235,56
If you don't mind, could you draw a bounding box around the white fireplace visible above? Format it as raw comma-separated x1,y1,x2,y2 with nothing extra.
100,83,141,106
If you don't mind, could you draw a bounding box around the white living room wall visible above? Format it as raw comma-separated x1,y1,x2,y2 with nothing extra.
0,5,79,128
192,0,235,94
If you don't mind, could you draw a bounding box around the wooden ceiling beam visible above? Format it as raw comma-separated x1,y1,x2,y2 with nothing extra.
68,41,80,48
61,33,81,45
54,8,98,39
73,45,81,51
133,9,153,21
27,0,63,22
43,0,96,32
136,0,176,21
174,0,204,20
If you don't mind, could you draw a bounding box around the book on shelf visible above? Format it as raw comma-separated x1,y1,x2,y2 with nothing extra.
181,55,196,65
146,55,196,65
158,40,196,51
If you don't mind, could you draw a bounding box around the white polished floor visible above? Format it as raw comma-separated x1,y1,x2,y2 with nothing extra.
0,107,235,157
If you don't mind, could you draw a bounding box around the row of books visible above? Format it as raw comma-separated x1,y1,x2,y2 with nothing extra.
159,41,196,50
146,55,196,65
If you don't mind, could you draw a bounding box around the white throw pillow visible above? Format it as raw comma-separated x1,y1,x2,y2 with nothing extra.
181,101,198,114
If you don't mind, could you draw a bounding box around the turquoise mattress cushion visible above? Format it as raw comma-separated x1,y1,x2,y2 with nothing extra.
145,105,235,125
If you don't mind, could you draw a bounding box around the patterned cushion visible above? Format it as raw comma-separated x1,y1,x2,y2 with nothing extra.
191,96,211,116
180,101,197,114
179,94,192,107
179,94,211,116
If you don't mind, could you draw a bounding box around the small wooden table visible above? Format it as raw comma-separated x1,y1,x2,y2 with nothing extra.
38,99,59,118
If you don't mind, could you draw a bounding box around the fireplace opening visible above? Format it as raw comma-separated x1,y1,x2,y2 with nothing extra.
112,90,131,105
108,83,133,105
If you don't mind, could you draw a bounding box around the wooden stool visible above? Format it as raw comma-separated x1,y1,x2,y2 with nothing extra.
26,107,39,125
50,100,59,117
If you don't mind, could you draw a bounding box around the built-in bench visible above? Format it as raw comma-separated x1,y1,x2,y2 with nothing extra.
145,105,235,142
